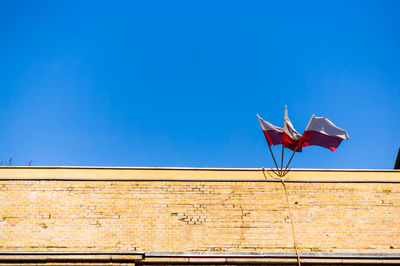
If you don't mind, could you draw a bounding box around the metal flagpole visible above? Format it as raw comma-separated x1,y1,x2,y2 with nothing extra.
282,145,299,176
266,143,281,175
280,144,285,177
282,115,314,176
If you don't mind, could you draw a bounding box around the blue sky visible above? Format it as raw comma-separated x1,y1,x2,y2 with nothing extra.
0,1,399,169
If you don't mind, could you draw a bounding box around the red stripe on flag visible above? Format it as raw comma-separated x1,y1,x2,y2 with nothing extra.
263,130,283,146
282,133,302,152
300,130,344,152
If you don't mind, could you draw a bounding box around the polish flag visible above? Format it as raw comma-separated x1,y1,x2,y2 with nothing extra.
300,115,349,152
257,115,283,146
283,106,302,152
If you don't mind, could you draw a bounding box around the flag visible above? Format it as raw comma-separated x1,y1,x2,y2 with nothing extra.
300,115,349,152
257,115,283,146
283,106,302,152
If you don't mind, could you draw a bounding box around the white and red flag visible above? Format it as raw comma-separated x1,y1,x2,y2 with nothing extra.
257,115,283,146
257,108,349,175
258,108,349,152
299,115,349,152
282,106,302,152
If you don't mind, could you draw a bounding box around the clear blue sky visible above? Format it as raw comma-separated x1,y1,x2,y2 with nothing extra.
1,1,399,169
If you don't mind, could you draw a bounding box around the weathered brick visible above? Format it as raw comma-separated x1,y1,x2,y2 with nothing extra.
0,168,399,255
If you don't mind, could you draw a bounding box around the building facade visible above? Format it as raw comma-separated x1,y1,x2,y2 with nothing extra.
0,167,399,265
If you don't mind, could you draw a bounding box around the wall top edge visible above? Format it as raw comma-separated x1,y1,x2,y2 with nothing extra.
0,166,399,181
0,166,398,172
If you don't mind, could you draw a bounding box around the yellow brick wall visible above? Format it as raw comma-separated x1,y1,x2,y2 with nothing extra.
0,168,399,254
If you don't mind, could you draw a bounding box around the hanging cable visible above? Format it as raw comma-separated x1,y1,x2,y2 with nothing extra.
280,178,301,266
262,168,301,266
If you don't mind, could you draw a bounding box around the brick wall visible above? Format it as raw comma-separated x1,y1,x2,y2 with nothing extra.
0,169,399,254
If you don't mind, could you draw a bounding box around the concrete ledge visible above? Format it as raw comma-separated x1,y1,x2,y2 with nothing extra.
0,252,143,262
2,251,400,264
142,257,400,264
0,167,399,182
143,252,400,264
144,251,400,258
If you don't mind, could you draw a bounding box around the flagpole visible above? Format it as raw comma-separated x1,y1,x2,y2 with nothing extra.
266,143,280,175
282,145,298,176
280,144,285,177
